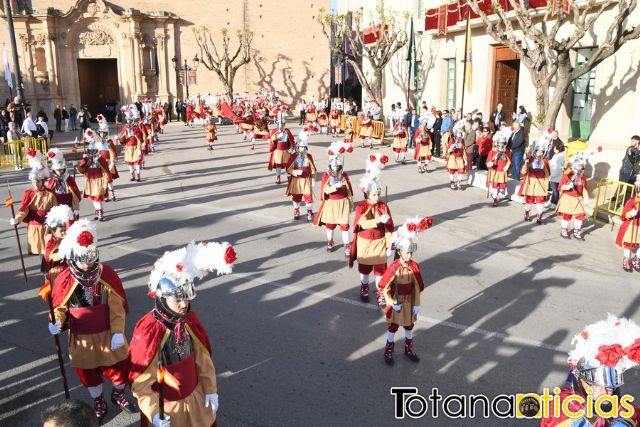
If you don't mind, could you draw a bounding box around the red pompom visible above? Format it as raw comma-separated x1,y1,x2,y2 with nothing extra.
176,263,183,272
327,150,335,156
406,223,417,232
76,230,94,247
86,130,93,136
595,344,625,368
597,146,603,152
338,147,345,154
625,339,640,363
147,290,157,299
26,148,37,158
580,330,589,340
47,151,55,159
224,245,237,264
369,155,376,162
380,155,389,165
547,128,554,133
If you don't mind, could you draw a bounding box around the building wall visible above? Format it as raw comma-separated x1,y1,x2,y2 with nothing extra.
0,0,331,114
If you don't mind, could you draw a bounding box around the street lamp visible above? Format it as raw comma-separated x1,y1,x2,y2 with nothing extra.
172,54,200,99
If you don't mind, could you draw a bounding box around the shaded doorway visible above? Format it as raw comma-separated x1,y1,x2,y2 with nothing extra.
492,46,520,122
77,59,120,121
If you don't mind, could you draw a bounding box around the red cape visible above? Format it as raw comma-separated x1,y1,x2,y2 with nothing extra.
376,258,425,295
348,201,393,268
129,311,212,383
18,188,56,216
312,172,353,227
51,264,128,312
267,128,295,171
616,197,640,247
413,129,431,161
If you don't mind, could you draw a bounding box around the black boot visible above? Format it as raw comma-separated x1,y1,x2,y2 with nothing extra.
111,388,138,414
404,338,420,362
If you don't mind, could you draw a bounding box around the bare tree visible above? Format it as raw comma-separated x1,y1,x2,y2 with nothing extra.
468,0,640,132
318,7,408,113
194,27,254,100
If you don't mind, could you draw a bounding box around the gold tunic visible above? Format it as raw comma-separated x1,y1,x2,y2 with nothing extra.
15,190,58,255
356,208,390,265
383,266,422,326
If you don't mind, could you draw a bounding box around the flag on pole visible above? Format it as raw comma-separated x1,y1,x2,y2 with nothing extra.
4,44,13,89
464,10,473,94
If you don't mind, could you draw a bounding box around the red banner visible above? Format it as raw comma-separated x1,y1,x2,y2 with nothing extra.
363,24,388,45
437,5,448,35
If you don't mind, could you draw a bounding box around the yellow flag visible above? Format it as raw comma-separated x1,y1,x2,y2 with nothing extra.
464,12,473,94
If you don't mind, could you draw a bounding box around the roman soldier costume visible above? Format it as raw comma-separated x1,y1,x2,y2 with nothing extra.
485,130,511,207
313,142,355,255
317,109,329,134
540,315,640,426
43,205,74,285
118,105,143,182
618,175,640,272
268,122,295,184
344,119,354,145
205,118,218,150
445,126,467,190
130,241,236,427
77,130,111,222
329,108,341,136
251,113,270,150
359,112,374,149
518,140,550,225
46,148,81,215
97,117,119,202
556,147,599,239
49,220,137,421
305,102,317,126
379,216,431,365
413,121,432,173
11,149,58,255
392,121,408,163
349,153,393,303
239,108,254,141
285,129,317,222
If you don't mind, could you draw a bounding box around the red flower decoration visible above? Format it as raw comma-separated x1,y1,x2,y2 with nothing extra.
47,151,55,159
406,223,417,232
625,339,640,363
380,155,389,165
76,230,94,247
580,330,589,340
547,128,554,133
86,130,93,136
176,263,184,272
327,150,335,156
595,344,625,368
417,217,433,231
597,146,603,152
224,245,237,264
369,155,376,162
338,147,345,154
26,148,37,158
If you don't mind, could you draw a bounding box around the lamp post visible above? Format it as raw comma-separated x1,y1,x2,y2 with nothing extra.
3,0,25,102
171,54,199,99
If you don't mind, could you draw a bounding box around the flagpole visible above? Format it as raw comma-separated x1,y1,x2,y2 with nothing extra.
460,3,471,117
406,16,414,110
2,0,25,102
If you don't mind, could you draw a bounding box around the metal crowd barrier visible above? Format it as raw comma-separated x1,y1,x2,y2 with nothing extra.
339,115,386,140
1,137,49,168
593,178,636,223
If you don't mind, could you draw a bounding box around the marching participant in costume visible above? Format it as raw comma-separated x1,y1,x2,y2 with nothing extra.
46,148,81,216
349,153,393,303
317,108,329,134
344,118,355,145
379,216,431,365
413,120,432,173
97,117,119,202
77,130,111,222
251,112,270,151
359,112,374,149
239,108,254,141
313,142,355,255
143,115,156,153
130,241,237,427
10,149,58,255
392,121,408,164
485,130,511,207
268,122,295,184
305,102,318,127
43,204,74,285
540,315,640,426
556,147,600,239
285,128,317,221
276,105,288,128
49,220,137,421
445,126,467,190
618,174,640,272
204,118,218,151
118,106,144,182
329,107,341,137
518,140,550,225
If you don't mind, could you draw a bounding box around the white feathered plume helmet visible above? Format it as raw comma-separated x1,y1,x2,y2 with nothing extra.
148,241,237,300
96,114,108,133
26,148,50,181
58,219,99,263
391,215,434,253
47,147,66,171
326,141,353,158
567,145,603,170
359,152,389,194
45,205,75,229
492,128,511,148
568,314,640,388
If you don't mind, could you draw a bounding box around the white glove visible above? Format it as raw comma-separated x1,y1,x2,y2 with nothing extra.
82,154,88,159
392,304,402,312
386,248,393,258
629,209,638,218
565,182,574,190
412,306,421,315
152,413,171,427
48,320,62,335
379,214,390,224
9,218,17,226
110,333,125,351
204,393,219,413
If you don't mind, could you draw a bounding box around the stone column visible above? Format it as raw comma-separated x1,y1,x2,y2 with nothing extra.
156,31,168,98
167,22,178,100
133,32,144,97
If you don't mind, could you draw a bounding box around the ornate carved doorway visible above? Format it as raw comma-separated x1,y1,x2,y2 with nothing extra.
77,58,120,120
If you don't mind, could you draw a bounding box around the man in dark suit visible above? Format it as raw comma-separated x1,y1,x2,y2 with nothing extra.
408,110,420,149
164,101,172,122
545,130,563,160
490,103,505,132
175,100,182,122
508,122,525,179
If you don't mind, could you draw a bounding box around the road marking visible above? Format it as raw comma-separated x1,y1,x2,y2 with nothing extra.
218,357,273,379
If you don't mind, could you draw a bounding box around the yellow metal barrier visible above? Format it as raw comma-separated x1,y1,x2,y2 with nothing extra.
339,115,386,141
1,137,49,168
593,178,636,223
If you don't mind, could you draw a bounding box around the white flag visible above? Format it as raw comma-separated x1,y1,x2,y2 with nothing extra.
4,45,13,89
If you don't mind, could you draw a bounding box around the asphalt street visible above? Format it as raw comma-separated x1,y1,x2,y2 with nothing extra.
0,121,638,426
